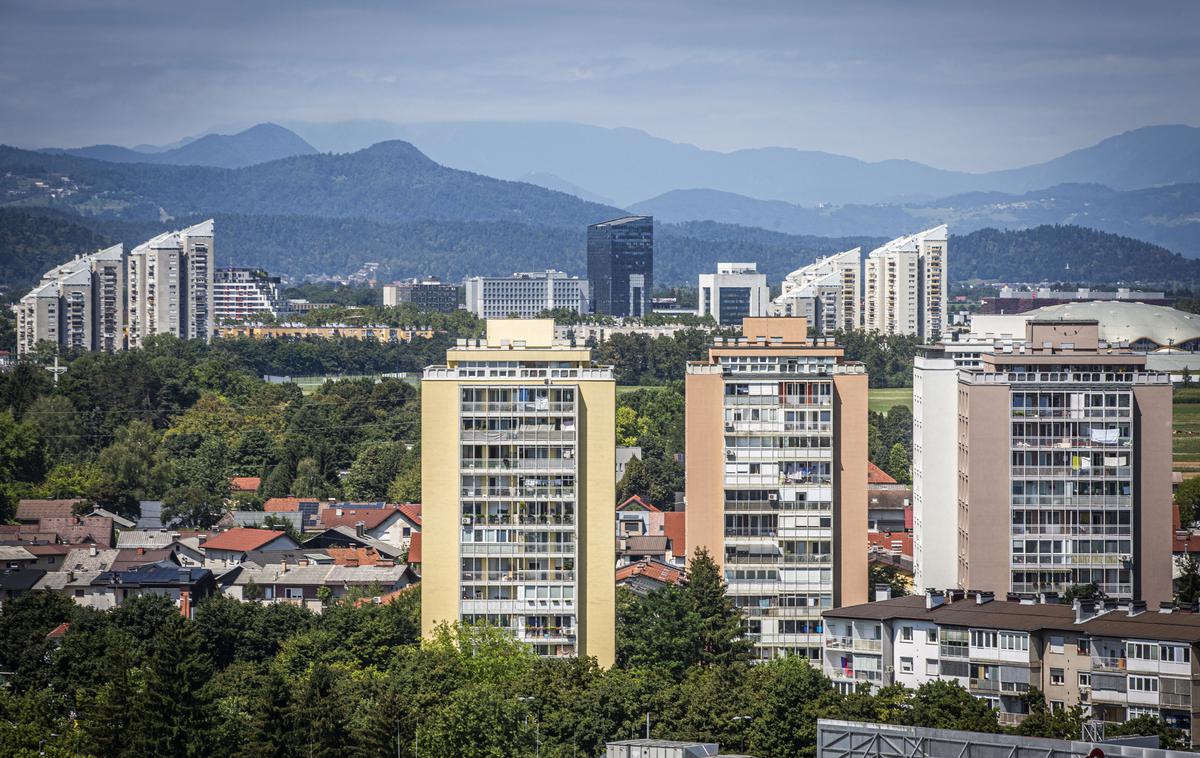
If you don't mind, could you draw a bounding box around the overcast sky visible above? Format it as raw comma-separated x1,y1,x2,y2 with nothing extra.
1,0,1197,171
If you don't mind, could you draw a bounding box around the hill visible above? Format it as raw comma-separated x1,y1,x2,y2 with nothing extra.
631,183,1200,257
0,209,115,299
0,140,624,228
284,120,1200,207
42,123,319,169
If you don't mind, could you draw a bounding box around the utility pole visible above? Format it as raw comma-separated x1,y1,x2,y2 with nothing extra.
645,712,650,739
45,354,66,385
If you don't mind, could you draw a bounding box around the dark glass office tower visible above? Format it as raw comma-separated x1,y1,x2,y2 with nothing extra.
587,216,653,317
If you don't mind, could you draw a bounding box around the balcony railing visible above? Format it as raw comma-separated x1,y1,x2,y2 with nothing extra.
1092,656,1127,672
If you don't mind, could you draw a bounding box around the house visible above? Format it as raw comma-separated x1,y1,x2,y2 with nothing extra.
38,515,114,547
407,532,421,570
116,530,181,550
15,542,73,571
867,531,914,586
620,535,676,565
264,497,323,529
15,499,83,525
85,562,217,617
199,528,298,569
230,510,303,532
0,568,47,604
867,462,912,533
224,562,419,612
317,505,419,550
303,526,407,561
61,546,119,573
353,585,417,607
0,546,37,570
616,446,642,480
615,496,687,568
615,558,686,595
616,495,663,539
239,548,336,568
663,512,686,567
87,507,136,529
230,476,261,494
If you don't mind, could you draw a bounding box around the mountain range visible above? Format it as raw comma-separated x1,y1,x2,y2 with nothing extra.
42,123,318,170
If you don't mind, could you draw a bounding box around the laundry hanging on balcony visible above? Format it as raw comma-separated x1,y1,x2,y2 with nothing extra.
1090,427,1120,445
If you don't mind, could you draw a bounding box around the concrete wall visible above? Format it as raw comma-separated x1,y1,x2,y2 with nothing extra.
834,371,868,608
1133,384,1173,604
913,355,960,591
684,371,726,566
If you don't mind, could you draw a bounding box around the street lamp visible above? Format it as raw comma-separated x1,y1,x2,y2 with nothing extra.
732,715,752,753
518,696,540,758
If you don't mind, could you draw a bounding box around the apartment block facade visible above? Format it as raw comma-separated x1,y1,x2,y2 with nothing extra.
463,270,590,319
587,215,653,317
16,244,125,355
773,248,862,335
698,262,771,326
383,278,459,312
823,592,1200,742
685,317,868,661
127,220,215,347
420,319,615,666
213,267,286,323
913,319,1173,603
864,225,947,340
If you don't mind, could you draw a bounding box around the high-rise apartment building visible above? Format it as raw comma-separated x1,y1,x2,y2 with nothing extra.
864,225,947,340
463,270,589,319
127,220,215,347
383,278,459,313
213,268,286,323
16,244,125,355
421,319,615,665
698,263,771,326
913,319,1173,603
685,317,868,660
587,216,653,317
773,248,862,335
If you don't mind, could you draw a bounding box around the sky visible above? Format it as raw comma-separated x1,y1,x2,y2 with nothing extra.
1,0,1198,172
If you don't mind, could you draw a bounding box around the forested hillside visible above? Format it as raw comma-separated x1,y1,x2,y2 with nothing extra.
0,209,113,298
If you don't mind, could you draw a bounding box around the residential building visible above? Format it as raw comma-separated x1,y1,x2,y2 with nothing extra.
685,316,868,661
213,267,286,323
81,562,217,617
863,225,947,339
913,319,1173,602
15,499,84,525
316,503,421,550
216,324,436,342
822,591,1200,740
615,558,686,595
587,216,653,317
304,526,408,561
463,270,590,319
556,322,713,344
383,278,459,312
773,248,862,335
225,563,418,612
199,528,298,569
127,220,215,347
421,319,615,664
616,446,642,481
16,244,124,355
698,262,771,326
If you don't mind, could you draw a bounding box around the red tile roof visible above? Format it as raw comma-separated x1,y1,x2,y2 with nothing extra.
617,495,661,513
407,532,421,563
663,512,686,557
46,622,70,639
867,462,896,485
353,585,417,607
230,476,262,492
16,499,83,522
201,528,288,552
264,497,303,512
319,508,399,530
326,547,387,566
868,531,913,558
615,558,685,587
398,503,422,526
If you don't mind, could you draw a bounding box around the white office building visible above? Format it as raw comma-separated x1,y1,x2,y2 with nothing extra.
864,226,947,340
127,220,215,347
772,248,861,334
213,268,286,323
463,270,590,319
697,262,770,326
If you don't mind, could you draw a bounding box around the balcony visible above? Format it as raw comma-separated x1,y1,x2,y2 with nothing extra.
1092,656,1128,673
825,635,853,651
853,638,883,653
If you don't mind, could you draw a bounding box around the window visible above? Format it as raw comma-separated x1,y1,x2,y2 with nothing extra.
1050,668,1065,686
1078,673,1091,687
926,659,939,676
900,657,914,673
928,627,938,642
284,587,304,600
1127,642,1157,661
1049,636,1064,653
1129,675,1158,693
999,632,1029,651
1161,645,1190,664
970,630,997,648
1050,701,1064,712
1077,639,1090,655
901,626,913,642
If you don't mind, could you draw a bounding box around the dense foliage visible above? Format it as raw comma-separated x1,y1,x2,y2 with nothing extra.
0,208,113,298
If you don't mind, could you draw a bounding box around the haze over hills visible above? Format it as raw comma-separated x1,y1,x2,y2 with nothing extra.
41,123,318,169
631,182,1200,257
281,120,1200,207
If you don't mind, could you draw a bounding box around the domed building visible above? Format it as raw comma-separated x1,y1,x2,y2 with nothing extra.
971,300,1200,352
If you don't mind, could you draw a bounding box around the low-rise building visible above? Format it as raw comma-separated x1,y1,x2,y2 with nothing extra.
698,262,770,326
216,324,437,342
383,278,459,312
822,591,1200,739
200,528,299,569
615,558,686,595
224,562,419,612
464,270,590,318
213,268,286,323
316,503,420,550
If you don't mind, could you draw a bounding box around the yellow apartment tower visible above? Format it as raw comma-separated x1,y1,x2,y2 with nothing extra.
421,319,615,666
686,317,868,661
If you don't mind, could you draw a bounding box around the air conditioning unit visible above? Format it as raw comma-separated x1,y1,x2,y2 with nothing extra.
768,493,779,501
884,666,894,673
461,517,472,526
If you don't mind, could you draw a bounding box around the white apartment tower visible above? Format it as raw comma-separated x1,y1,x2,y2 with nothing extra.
773,248,861,335
127,220,215,347
864,225,947,340
698,263,771,327
16,244,125,355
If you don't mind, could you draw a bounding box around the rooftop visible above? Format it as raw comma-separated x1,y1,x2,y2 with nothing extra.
201,528,290,552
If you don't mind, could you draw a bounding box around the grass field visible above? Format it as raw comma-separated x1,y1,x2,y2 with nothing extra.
1175,388,1200,467
869,387,913,415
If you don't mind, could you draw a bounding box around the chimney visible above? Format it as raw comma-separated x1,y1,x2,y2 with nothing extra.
137,547,144,556
89,545,97,557
1038,591,1059,605
946,589,965,604
280,559,288,574
1126,600,1147,617
1075,600,1100,623
355,521,365,538
1159,601,1177,614
925,590,945,610
874,584,892,602
975,591,995,605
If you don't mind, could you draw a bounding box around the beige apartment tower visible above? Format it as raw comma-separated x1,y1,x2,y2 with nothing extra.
947,320,1173,603
16,243,125,355
685,317,868,661
864,225,947,340
127,220,215,347
421,319,615,666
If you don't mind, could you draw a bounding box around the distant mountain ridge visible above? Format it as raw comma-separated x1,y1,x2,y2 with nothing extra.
282,120,1200,207
42,123,318,169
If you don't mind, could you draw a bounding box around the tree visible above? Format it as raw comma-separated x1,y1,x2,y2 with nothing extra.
1175,476,1200,527
162,482,227,529
291,664,349,758
686,548,752,667
616,586,701,675
902,680,1000,733
869,563,910,598
344,441,410,501
292,456,338,498
1105,715,1186,750
617,456,683,509
885,443,911,484
91,421,174,517
126,616,214,758
260,461,294,499
1061,583,1106,602
24,394,83,470
1014,688,1086,739
241,668,296,758
1175,552,1200,604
